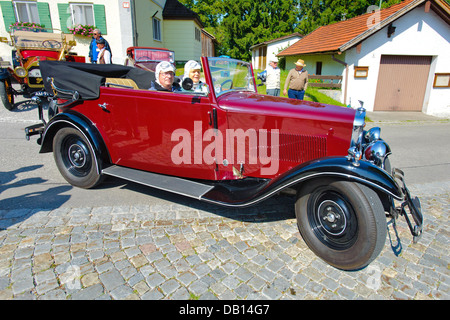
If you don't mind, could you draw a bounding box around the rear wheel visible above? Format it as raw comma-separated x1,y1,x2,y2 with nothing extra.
295,178,387,270
0,78,14,110
53,127,103,188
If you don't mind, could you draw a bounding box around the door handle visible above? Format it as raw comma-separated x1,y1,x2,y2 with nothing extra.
98,103,108,110
212,108,218,130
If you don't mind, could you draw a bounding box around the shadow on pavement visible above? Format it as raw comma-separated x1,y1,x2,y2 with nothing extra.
103,176,297,223
0,165,72,229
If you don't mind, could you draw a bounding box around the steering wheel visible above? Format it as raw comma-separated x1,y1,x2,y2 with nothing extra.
137,56,151,61
41,40,62,49
220,79,233,91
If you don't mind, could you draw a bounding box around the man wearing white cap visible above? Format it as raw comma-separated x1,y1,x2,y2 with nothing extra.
283,59,308,100
150,61,181,92
265,58,280,96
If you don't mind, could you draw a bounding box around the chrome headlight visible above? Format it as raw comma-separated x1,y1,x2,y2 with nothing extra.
14,66,27,78
365,127,381,142
347,105,366,165
364,140,391,168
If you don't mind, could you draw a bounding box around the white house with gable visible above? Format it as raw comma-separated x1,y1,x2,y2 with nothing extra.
278,0,450,117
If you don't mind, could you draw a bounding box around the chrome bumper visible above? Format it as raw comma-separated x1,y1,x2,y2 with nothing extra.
392,168,423,243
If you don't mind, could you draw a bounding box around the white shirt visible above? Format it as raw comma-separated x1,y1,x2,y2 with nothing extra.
265,65,280,89
98,48,111,64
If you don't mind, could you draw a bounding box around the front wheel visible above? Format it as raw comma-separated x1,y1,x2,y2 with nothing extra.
0,78,15,110
295,178,387,270
53,127,103,189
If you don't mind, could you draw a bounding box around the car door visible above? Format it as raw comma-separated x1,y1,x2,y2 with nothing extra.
94,87,218,181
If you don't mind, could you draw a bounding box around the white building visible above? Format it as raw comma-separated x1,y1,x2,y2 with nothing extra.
278,0,450,117
250,33,302,70
0,0,215,65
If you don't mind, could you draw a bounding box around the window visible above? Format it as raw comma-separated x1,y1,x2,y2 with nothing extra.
153,18,161,41
195,27,201,42
13,1,39,24
354,66,369,78
70,3,95,26
433,73,450,88
315,61,322,75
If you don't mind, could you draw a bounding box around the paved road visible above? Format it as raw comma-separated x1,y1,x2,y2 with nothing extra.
0,96,449,301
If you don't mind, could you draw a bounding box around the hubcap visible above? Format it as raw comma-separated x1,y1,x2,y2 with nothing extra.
68,144,86,168
60,134,92,178
308,190,358,250
318,200,347,236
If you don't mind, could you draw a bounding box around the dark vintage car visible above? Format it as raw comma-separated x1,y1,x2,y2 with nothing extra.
0,28,84,110
123,46,175,72
25,57,423,271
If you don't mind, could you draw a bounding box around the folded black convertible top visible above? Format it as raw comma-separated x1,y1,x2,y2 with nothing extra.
40,61,155,100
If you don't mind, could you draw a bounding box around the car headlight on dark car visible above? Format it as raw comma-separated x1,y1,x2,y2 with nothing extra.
14,66,27,78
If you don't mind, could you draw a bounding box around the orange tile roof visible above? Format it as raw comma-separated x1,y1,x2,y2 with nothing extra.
278,0,418,56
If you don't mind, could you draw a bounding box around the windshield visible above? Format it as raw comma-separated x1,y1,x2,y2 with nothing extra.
208,58,256,97
11,29,68,50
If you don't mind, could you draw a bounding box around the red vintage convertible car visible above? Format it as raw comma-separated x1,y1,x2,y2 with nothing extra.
25,57,422,271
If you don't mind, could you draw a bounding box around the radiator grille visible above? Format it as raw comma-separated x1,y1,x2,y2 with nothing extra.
258,133,327,163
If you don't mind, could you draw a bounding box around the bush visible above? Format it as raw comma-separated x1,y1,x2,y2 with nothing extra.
10,22,45,32
69,24,96,37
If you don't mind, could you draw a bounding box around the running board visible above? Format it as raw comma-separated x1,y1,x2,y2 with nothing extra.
102,165,215,200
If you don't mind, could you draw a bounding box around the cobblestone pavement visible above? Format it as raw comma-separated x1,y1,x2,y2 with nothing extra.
0,181,448,300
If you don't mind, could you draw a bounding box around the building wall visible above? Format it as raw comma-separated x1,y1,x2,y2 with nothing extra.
0,0,133,64
284,6,450,116
252,36,301,70
163,19,202,62
345,6,450,116
134,0,165,49
266,37,300,69
286,53,345,76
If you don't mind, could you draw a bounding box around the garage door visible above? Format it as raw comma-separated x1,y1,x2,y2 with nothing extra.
374,55,432,111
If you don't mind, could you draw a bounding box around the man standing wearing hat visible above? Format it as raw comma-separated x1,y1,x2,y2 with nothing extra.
89,29,111,64
96,38,111,64
265,58,281,96
283,59,308,100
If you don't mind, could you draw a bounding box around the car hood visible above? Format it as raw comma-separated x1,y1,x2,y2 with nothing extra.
216,91,356,160
217,91,355,124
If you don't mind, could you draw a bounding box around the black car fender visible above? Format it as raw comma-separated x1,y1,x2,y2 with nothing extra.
39,111,111,167
201,157,403,207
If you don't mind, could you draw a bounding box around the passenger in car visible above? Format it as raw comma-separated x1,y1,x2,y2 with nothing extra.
149,61,181,92
183,60,207,92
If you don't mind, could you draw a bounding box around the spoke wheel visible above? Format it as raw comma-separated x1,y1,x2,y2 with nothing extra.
0,79,14,110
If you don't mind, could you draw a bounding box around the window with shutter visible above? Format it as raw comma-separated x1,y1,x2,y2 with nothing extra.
70,3,94,26
0,1,17,30
13,1,40,24
57,3,106,34
57,3,71,32
93,4,106,34
37,2,52,29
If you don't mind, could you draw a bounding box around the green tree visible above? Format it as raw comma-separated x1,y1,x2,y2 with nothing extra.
296,0,402,35
181,0,403,60
181,0,301,60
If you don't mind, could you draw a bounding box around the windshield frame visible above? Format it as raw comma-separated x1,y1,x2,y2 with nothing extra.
206,57,257,98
